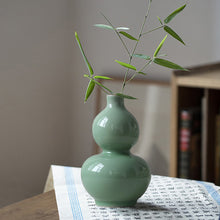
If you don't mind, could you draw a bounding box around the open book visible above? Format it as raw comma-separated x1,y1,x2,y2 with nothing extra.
45,165,220,220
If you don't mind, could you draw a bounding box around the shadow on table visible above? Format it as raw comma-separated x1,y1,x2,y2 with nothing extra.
134,202,172,212
108,202,173,219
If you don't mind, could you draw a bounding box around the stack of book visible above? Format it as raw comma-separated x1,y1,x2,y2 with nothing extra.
178,107,201,180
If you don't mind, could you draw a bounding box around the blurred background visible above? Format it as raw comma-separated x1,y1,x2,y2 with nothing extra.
0,0,220,207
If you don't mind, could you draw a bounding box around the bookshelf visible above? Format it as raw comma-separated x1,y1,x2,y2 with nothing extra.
170,62,220,184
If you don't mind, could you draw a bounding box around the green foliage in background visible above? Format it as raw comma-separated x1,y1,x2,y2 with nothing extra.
75,0,188,102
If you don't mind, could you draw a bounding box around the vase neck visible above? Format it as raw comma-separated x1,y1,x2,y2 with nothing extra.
107,95,124,108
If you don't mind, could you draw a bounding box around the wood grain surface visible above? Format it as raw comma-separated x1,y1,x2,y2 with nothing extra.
0,190,59,220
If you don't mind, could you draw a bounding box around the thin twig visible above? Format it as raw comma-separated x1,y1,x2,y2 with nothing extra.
127,60,152,83
121,0,152,93
100,12,131,57
142,25,164,35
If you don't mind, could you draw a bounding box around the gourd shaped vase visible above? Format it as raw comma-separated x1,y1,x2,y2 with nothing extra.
81,95,151,207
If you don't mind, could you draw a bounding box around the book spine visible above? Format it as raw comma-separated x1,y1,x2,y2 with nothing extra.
201,95,207,181
190,132,201,180
178,110,191,179
178,108,201,180
215,114,220,185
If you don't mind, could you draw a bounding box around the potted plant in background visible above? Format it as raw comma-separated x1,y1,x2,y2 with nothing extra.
75,0,187,207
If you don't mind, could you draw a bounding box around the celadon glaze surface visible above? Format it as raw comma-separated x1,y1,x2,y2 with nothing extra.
81,95,151,207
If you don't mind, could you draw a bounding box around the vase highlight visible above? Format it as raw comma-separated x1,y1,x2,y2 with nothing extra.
81,95,151,207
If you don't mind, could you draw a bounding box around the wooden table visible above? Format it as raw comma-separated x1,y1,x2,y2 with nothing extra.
0,190,59,220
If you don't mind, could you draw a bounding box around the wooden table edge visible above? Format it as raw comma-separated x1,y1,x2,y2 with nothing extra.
0,190,59,220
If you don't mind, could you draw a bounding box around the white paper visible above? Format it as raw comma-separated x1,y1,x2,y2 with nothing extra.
51,165,220,220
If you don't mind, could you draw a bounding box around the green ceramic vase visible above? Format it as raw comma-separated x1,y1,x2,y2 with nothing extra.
81,95,151,207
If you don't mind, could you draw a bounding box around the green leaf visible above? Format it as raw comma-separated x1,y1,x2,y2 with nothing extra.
133,54,151,60
83,74,89,78
138,71,147,76
164,4,186,24
91,79,113,94
164,26,185,45
119,31,138,41
153,58,188,71
157,16,163,25
116,27,130,30
153,35,167,57
93,24,114,30
115,60,137,71
84,80,95,102
94,75,112,80
115,93,137,100
75,32,94,76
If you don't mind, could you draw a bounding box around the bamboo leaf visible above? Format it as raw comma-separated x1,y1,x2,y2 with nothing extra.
153,58,188,71
153,35,167,57
164,25,185,45
115,60,137,71
119,31,138,41
115,93,137,100
84,80,95,102
91,79,113,94
93,24,114,30
138,71,147,75
94,75,112,80
164,4,186,24
157,16,163,25
133,54,151,60
75,32,94,76
116,27,130,30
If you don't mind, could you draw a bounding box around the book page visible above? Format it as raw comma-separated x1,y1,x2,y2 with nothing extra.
51,165,220,220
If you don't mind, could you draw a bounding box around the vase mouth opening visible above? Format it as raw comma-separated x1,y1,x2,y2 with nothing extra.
107,94,124,100
106,95,125,107
107,94,123,99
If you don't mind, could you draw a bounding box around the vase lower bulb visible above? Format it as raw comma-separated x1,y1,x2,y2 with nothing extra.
81,152,151,207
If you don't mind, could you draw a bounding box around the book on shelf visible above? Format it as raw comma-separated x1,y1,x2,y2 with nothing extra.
215,114,220,185
201,95,208,181
178,107,201,180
